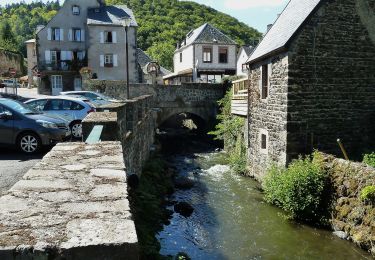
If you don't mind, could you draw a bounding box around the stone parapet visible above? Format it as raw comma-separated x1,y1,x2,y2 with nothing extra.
82,112,119,141
0,142,139,260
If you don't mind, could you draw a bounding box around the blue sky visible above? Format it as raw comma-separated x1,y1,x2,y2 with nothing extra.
2,0,289,32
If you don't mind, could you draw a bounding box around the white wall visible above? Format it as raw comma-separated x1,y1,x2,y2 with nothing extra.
173,45,194,73
237,48,250,77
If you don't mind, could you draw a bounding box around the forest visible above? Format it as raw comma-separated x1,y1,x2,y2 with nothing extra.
0,0,261,69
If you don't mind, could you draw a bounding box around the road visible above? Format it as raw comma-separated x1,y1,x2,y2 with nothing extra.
0,148,45,195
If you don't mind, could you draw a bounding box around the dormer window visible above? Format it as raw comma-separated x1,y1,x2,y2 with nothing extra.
72,5,80,15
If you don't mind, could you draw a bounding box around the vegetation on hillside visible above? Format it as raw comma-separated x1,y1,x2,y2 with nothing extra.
0,0,261,69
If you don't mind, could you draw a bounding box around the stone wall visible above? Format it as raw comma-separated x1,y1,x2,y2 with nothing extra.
326,155,375,255
0,49,24,77
247,53,289,180
82,95,156,176
0,142,139,260
287,0,375,160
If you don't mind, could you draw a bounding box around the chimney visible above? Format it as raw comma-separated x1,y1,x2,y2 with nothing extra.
267,24,273,32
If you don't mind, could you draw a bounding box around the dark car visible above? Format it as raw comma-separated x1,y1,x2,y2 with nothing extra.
0,98,71,154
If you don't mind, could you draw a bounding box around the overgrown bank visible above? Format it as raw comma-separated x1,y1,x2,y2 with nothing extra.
209,87,247,174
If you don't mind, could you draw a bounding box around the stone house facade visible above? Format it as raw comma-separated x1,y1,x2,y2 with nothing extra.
246,0,375,179
164,23,237,85
34,0,138,95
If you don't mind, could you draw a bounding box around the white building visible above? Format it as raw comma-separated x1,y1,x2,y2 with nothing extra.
236,46,254,77
164,23,237,85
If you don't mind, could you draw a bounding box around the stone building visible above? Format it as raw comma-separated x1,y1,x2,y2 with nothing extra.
245,0,375,179
137,48,171,85
0,49,24,77
164,23,237,85
34,0,138,95
25,39,38,88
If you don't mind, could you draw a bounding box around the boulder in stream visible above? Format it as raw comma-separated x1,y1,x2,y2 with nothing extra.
174,202,194,217
174,177,195,190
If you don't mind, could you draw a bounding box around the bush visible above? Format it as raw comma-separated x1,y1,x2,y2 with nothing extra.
363,153,375,168
263,152,327,222
360,186,375,203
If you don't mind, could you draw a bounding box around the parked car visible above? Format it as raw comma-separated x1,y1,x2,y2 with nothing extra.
0,98,71,154
25,96,95,139
60,91,122,107
1,79,21,88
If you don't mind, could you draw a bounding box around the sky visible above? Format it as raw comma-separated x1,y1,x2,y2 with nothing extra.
1,0,289,32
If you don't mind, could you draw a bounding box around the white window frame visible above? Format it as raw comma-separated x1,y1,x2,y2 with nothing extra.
52,28,61,41
73,28,81,42
50,50,58,64
259,129,269,154
72,5,80,15
104,54,113,66
203,47,212,63
51,75,63,89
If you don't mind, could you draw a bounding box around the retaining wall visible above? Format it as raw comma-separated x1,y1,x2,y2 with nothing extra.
326,155,375,255
0,142,138,260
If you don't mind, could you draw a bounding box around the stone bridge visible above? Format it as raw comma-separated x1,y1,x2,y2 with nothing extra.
84,81,225,129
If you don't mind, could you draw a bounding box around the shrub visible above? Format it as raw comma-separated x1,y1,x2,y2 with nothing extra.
263,152,327,222
363,153,375,168
360,186,375,203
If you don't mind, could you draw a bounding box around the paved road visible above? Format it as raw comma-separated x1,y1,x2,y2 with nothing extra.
0,148,45,195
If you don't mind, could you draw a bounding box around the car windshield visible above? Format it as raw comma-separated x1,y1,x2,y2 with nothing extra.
95,93,114,100
1,99,39,115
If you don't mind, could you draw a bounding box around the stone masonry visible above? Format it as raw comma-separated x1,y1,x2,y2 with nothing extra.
0,142,139,260
0,49,24,77
247,0,375,179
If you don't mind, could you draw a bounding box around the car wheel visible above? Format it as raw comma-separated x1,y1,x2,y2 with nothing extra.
70,121,82,139
18,133,41,154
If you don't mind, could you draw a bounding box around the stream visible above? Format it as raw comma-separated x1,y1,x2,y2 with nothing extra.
156,138,371,259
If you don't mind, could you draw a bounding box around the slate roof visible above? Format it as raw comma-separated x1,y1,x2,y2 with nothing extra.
179,23,236,49
247,0,322,64
239,45,254,57
87,5,138,26
137,49,172,76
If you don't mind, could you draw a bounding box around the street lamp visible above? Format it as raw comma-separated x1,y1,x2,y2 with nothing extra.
120,17,132,99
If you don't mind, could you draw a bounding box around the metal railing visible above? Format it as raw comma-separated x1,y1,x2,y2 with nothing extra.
39,60,88,72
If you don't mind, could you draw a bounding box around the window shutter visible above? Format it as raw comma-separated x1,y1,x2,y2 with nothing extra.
112,31,117,43
268,63,272,87
60,29,64,41
81,29,85,42
45,50,51,63
68,29,72,41
100,32,104,43
47,28,52,40
100,55,104,67
113,54,118,67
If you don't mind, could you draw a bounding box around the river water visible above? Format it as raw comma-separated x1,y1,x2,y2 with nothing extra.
157,146,371,259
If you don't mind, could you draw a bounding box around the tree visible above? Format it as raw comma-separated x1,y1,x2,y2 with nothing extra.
0,21,14,42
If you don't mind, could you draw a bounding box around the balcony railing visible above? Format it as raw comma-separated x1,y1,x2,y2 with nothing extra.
232,78,249,100
39,60,88,72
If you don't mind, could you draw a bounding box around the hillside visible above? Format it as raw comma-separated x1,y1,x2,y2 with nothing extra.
0,0,261,70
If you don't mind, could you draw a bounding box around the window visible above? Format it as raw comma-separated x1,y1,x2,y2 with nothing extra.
180,53,182,63
50,51,60,64
203,47,212,63
72,5,80,15
52,28,61,41
261,134,267,149
51,76,63,89
260,129,268,153
261,64,269,99
242,64,248,73
28,99,48,111
105,31,113,43
73,28,81,41
104,54,113,67
219,47,228,63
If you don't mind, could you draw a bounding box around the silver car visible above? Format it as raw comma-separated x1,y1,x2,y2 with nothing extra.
60,91,121,107
25,96,95,138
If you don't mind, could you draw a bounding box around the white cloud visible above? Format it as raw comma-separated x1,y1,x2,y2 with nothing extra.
223,0,287,10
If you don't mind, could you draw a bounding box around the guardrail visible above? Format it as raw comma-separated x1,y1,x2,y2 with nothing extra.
232,78,249,100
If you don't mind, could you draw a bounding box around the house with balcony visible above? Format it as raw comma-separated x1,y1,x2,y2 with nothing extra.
34,0,138,95
164,23,237,85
